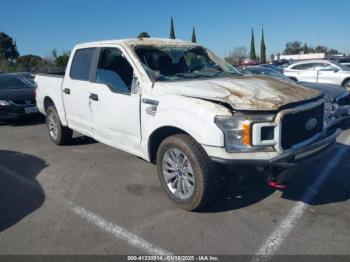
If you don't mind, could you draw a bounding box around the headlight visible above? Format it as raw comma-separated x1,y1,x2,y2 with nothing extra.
215,114,274,152
0,100,10,106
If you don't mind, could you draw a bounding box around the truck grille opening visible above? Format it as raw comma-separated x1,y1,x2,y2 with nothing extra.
281,103,324,150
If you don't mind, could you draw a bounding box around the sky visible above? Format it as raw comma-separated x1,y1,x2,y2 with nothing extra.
1,0,349,58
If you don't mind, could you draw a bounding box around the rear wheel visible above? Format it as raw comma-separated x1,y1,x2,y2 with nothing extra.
46,106,72,145
156,134,220,211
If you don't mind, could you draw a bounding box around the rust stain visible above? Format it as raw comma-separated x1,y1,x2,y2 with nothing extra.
155,75,322,111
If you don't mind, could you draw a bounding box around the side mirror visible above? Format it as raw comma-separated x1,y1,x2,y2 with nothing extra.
151,70,161,82
334,69,339,73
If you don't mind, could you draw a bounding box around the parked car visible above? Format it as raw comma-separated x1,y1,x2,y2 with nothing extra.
0,73,38,120
35,38,340,210
239,58,259,66
338,57,350,68
284,59,350,90
260,64,283,73
241,66,350,127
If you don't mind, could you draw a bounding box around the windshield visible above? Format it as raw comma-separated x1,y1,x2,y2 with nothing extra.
134,46,240,81
0,75,33,90
246,67,292,82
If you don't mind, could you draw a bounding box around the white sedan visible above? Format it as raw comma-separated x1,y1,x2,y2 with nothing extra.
284,59,350,90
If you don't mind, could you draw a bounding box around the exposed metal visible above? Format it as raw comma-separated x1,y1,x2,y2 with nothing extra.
155,76,322,111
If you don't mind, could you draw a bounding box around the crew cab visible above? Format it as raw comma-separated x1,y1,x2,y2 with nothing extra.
35,38,340,210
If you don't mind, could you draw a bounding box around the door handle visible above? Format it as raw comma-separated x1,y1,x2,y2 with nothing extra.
89,93,99,101
63,88,70,94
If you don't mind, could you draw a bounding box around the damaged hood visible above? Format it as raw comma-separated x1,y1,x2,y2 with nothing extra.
154,75,322,111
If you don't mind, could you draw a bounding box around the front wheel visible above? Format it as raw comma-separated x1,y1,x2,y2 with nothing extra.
46,106,72,145
156,134,220,211
343,79,350,91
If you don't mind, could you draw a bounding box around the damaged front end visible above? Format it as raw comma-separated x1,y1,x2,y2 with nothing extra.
211,97,341,189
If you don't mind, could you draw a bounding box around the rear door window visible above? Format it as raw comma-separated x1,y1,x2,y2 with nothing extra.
70,48,95,81
292,63,317,70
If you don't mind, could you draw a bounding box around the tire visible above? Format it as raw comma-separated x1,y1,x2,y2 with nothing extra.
46,106,72,145
156,134,220,211
343,79,350,91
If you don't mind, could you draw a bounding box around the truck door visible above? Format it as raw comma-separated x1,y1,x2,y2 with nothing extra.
89,47,141,155
62,48,96,136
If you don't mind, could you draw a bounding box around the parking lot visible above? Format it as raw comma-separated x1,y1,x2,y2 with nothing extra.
1,116,350,257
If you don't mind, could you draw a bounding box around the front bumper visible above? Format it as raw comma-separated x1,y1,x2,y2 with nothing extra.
0,104,38,119
211,128,341,168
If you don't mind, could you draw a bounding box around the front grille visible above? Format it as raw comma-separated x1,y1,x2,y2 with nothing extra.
281,103,324,150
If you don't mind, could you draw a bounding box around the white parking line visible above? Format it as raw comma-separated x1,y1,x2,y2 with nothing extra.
65,200,173,256
0,164,172,256
252,137,350,260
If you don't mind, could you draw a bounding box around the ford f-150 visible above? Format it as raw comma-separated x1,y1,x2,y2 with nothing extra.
35,38,340,210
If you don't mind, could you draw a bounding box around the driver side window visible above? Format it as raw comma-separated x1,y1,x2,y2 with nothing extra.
96,48,134,94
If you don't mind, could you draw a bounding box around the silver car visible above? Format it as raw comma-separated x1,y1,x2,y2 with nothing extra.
284,59,350,90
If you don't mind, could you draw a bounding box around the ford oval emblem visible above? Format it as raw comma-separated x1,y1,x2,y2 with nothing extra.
305,118,318,131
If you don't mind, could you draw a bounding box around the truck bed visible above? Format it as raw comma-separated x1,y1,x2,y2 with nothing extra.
35,73,65,121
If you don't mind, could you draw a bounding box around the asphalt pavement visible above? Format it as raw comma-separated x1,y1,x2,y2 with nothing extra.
0,116,349,258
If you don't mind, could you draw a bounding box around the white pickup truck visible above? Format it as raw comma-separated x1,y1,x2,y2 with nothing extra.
35,38,340,210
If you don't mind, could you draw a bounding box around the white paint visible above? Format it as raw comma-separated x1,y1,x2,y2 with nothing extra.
252,136,350,260
66,201,172,256
0,164,172,256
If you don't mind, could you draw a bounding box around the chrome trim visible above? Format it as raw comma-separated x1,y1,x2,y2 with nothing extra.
252,98,325,153
142,98,159,106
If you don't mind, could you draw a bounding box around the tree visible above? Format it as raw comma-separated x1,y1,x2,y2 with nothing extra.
191,27,197,43
303,43,309,54
137,32,150,38
249,28,256,60
170,16,176,39
314,45,329,53
283,41,303,55
260,28,266,63
17,55,43,72
51,48,70,67
0,32,19,60
56,52,70,67
224,46,247,66
328,48,340,55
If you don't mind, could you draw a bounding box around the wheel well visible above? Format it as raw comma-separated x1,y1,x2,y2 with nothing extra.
43,97,54,112
289,77,298,82
148,126,189,163
341,78,350,87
